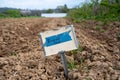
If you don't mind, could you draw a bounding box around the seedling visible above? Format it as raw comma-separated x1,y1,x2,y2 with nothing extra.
84,67,89,74
117,34,120,40
86,77,92,80
68,62,76,70
100,29,105,33
10,52,17,56
70,45,83,55
95,26,101,31
95,26,105,33
71,50,77,55
77,45,83,52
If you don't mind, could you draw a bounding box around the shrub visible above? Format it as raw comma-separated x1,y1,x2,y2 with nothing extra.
0,13,7,18
67,0,120,22
3,10,21,18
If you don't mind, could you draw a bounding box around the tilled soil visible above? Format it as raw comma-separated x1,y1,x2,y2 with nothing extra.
0,18,120,80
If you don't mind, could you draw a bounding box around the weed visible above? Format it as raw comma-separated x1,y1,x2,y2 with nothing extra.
77,45,83,52
86,77,92,80
10,52,17,56
80,58,86,70
73,19,80,23
113,65,120,70
95,26,101,31
117,34,120,40
71,50,77,55
100,29,105,33
77,56,89,75
70,45,83,55
68,62,76,70
84,67,89,74
95,26,105,33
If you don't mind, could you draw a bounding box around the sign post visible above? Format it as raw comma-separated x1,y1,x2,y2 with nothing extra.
39,25,78,79
59,51,68,79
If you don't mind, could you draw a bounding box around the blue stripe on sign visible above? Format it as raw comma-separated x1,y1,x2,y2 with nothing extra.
44,31,72,47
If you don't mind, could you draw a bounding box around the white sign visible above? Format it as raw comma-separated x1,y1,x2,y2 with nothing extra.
39,25,78,56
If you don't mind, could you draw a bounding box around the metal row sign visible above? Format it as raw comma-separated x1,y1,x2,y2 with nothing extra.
39,25,78,56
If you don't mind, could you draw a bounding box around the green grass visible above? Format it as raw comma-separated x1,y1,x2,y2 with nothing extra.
117,34,120,40
84,67,89,74
95,26,101,31
70,45,83,55
100,29,105,33
21,16,41,18
86,77,92,80
67,1,120,23
10,52,17,56
68,62,76,70
95,26,105,33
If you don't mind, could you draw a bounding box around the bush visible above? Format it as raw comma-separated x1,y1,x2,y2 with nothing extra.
3,10,21,18
0,13,7,18
67,1,120,22
1,10,21,18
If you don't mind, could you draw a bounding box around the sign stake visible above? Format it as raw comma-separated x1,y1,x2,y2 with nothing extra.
59,51,68,79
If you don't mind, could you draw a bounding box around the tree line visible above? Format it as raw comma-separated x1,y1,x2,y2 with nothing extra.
0,9,41,18
0,4,69,18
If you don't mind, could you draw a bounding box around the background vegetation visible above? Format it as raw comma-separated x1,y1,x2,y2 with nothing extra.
67,0,120,22
0,10,21,18
0,9,41,18
0,4,69,18
0,0,119,21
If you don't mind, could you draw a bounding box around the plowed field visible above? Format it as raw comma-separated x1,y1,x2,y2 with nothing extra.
0,18,120,80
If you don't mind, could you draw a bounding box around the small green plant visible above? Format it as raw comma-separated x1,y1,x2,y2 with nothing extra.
80,57,85,67
103,19,109,25
68,62,76,70
117,34,120,40
71,50,77,55
95,26,101,31
86,77,92,80
10,52,17,56
113,65,120,70
77,45,83,52
100,29,105,33
95,26,105,33
70,45,83,55
84,67,89,74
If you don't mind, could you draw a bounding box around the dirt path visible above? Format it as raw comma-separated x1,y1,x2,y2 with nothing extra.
0,18,120,80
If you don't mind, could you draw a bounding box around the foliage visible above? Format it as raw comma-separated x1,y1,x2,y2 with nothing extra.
0,13,8,18
57,4,69,13
67,0,120,22
3,10,21,18
95,26,105,33
84,67,89,74
45,9,53,13
10,52,17,56
117,34,120,40
70,45,83,55
67,3,93,21
60,4,69,13
100,29,105,33
68,62,76,70
95,26,101,31
0,9,41,18
86,77,92,80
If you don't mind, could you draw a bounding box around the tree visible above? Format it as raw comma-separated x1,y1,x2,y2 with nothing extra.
56,4,69,13
62,4,69,13
3,10,21,17
45,9,53,13
91,0,100,15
